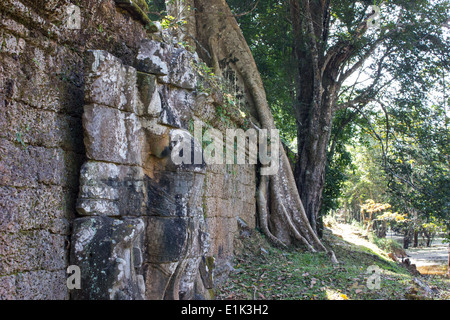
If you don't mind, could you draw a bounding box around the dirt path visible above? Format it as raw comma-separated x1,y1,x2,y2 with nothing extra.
330,223,387,257
386,232,448,275
331,223,449,275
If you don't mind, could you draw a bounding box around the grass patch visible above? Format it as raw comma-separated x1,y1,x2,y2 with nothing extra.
216,224,450,300
371,235,404,253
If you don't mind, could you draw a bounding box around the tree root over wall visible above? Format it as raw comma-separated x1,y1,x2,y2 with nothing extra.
190,0,338,264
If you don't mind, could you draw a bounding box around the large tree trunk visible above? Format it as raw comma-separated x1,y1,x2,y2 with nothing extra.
294,94,334,236
188,0,338,263
289,0,361,235
290,0,332,236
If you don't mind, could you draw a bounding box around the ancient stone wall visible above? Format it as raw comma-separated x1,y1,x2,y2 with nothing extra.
0,0,256,299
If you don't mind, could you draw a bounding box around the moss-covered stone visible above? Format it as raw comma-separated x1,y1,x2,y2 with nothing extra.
114,0,158,33
132,0,150,13
70,216,146,300
198,256,214,290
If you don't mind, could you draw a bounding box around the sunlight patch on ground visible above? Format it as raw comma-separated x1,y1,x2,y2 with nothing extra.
417,265,448,276
325,288,349,300
328,223,387,257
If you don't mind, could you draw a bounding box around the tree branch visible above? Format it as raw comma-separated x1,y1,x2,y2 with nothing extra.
334,45,395,112
337,42,380,85
328,109,356,161
321,4,373,78
233,0,261,18
351,104,435,199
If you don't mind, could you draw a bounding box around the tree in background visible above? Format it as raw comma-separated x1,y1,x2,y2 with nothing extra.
149,0,449,261
338,74,449,248
340,133,390,221
149,0,339,262
227,0,450,237
381,90,450,245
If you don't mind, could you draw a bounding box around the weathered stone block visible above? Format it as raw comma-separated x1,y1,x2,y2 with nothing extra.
1,40,84,115
0,275,16,300
145,172,203,217
242,201,256,229
0,16,30,38
0,138,82,188
78,161,126,201
192,93,216,122
70,216,145,300
136,72,161,117
159,90,183,128
142,262,178,299
76,161,145,217
136,40,171,75
143,213,209,299
140,118,170,160
178,256,201,300
0,230,67,275
205,217,235,259
212,257,235,288
204,173,224,199
0,32,26,56
123,66,139,113
82,104,142,165
215,198,228,219
144,216,188,263
160,48,198,90
0,99,83,151
14,270,68,300
76,199,121,217
136,40,197,90
228,198,243,219
0,270,68,300
84,50,138,113
203,196,218,218
191,223,211,258
159,85,195,128
0,185,73,235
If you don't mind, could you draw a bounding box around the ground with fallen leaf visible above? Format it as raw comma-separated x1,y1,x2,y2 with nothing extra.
216,220,450,300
